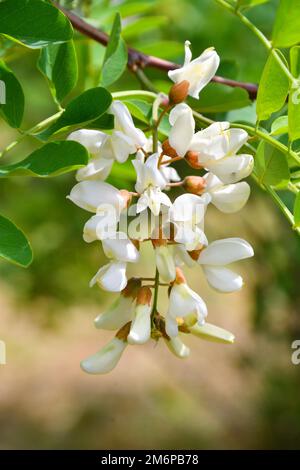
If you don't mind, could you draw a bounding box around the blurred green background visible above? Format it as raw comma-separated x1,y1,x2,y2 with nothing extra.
1,0,300,450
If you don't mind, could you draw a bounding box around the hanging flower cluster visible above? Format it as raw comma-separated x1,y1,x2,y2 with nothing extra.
67,41,254,374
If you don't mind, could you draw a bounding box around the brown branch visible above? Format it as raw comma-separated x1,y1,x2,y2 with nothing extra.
55,3,258,100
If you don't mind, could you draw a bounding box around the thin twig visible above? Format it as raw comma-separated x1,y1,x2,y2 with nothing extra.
53,2,258,99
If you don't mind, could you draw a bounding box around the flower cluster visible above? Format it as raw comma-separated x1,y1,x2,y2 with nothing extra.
67,41,254,374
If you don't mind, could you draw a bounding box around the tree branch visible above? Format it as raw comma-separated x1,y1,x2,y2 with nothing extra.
55,3,258,100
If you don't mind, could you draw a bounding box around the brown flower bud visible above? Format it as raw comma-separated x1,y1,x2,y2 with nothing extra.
136,286,152,306
130,239,140,251
185,151,203,169
116,321,131,340
183,176,207,195
121,278,142,299
120,189,132,208
169,80,190,104
152,237,167,248
162,139,178,159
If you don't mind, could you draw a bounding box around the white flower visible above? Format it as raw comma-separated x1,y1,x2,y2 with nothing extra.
203,173,250,213
83,209,119,243
109,101,146,163
133,153,171,216
189,322,235,344
102,232,140,263
81,337,126,374
90,261,127,292
168,41,220,99
197,238,254,292
94,278,141,330
154,244,176,283
68,129,114,181
127,287,152,345
169,104,195,157
170,193,210,250
166,269,208,337
164,336,190,358
67,180,126,213
190,122,253,184
94,295,134,330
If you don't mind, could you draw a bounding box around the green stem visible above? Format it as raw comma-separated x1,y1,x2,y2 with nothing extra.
0,111,63,158
264,185,300,234
112,90,157,100
151,268,160,316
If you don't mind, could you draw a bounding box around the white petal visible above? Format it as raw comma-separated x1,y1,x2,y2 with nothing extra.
203,266,243,292
190,322,235,344
155,245,176,283
198,238,254,266
67,129,107,155
127,304,151,345
94,296,134,330
165,336,190,358
111,131,136,163
102,234,140,263
67,180,124,213
165,313,179,337
80,337,126,374
169,104,195,157
173,245,197,268
76,157,113,182
160,166,181,183
168,283,207,321
90,262,127,292
209,181,250,213
171,193,209,223
207,154,254,184
110,100,146,147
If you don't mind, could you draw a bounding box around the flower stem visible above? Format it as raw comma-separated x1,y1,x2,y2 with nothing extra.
151,268,160,317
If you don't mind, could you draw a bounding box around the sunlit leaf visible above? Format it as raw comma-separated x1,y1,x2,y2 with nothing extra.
294,192,300,227
255,141,290,187
256,52,289,121
271,116,288,136
272,0,300,48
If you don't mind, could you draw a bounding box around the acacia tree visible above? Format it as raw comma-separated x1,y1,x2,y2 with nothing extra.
0,0,299,373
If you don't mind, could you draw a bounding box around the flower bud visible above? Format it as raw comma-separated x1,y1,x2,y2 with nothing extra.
183,176,207,195
168,80,190,105
153,241,176,283
185,151,203,169
162,139,178,159
127,287,152,345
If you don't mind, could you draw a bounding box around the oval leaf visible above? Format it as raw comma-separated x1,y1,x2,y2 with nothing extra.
294,192,300,227
0,214,32,267
255,141,290,187
0,60,24,128
0,141,88,177
101,13,128,88
256,52,289,122
0,0,73,48
38,41,78,102
272,0,300,48
38,87,112,140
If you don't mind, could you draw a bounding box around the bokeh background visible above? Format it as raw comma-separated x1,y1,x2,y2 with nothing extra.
1,0,300,449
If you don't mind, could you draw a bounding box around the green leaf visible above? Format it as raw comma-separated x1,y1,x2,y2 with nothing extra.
255,141,290,187
272,0,300,48
288,46,300,142
294,192,300,227
0,0,73,48
101,13,127,88
271,115,288,136
38,41,78,102
38,87,112,140
0,141,88,177
194,83,251,113
0,60,24,127
0,214,32,267
256,52,289,121
124,99,170,136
